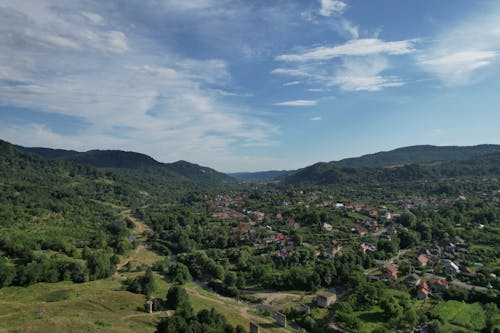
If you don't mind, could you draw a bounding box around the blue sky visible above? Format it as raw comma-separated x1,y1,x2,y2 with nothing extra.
1,0,500,172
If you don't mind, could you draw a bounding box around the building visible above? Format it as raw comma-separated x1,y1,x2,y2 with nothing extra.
442,260,460,275
428,278,448,292
322,223,333,232
383,264,398,280
417,255,429,267
323,243,342,259
417,282,430,300
316,292,337,308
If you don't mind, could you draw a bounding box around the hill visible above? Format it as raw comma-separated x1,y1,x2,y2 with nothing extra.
229,170,290,181
19,145,234,185
282,150,500,186
336,144,500,168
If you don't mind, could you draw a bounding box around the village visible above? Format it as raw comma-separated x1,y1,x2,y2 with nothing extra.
200,188,498,331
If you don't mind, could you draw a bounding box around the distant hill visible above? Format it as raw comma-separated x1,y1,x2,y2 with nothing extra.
229,170,291,181
164,160,235,184
18,145,234,185
282,145,500,186
336,144,500,168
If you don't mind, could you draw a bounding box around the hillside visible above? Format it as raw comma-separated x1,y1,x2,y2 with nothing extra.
282,151,500,186
229,170,290,181
19,145,234,185
336,144,500,168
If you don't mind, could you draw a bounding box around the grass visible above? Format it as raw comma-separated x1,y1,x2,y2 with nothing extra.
431,300,486,332
0,278,163,333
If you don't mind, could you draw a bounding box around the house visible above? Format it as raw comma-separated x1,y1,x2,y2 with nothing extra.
383,264,398,280
368,209,379,218
322,223,333,232
334,203,344,209
428,278,448,292
383,211,393,220
323,243,342,259
364,219,380,232
288,219,300,229
250,211,265,221
405,273,422,288
355,226,368,236
360,242,377,254
442,260,460,275
417,255,429,267
316,292,336,308
417,282,430,300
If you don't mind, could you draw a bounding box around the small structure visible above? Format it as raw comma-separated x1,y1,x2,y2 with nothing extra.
249,322,260,333
323,242,342,259
275,312,287,327
383,264,398,280
299,303,311,315
322,223,333,232
428,278,448,292
417,282,430,300
316,291,337,308
146,300,153,314
417,255,429,267
442,260,460,275
405,273,421,288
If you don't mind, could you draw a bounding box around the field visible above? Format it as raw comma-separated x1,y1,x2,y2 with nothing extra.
431,300,487,332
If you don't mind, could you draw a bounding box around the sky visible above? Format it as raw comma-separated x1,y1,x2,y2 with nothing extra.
1,0,500,172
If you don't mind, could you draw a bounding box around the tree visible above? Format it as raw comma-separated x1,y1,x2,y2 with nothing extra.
168,263,192,284
165,285,190,310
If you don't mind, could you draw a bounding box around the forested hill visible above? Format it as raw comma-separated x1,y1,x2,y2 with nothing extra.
0,139,144,286
229,170,291,181
336,144,500,168
282,151,500,186
19,144,235,185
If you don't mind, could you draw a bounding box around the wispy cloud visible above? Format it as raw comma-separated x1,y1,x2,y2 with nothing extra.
276,38,416,62
319,0,347,17
332,57,405,91
283,81,301,86
419,51,497,85
0,1,279,171
273,100,318,106
417,4,500,86
310,116,321,121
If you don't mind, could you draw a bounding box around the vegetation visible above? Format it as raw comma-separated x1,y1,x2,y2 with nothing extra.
1,139,500,332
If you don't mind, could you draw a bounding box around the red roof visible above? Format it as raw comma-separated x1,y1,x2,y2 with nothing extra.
417,255,429,265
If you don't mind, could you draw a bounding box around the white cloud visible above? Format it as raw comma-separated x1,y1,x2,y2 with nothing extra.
419,51,497,85
81,11,104,25
283,81,301,86
331,57,405,91
319,0,347,17
417,6,500,86
105,31,129,53
0,1,279,171
273,100,317,106
276,38,416,62
310,116,321,121
271,67,315,78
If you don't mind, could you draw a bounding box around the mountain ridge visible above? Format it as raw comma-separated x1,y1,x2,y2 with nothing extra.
16,143,235,185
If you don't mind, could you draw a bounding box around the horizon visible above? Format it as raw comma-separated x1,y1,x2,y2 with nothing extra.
1,1,500,172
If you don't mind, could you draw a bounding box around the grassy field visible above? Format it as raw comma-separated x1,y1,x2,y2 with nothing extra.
0,278,163,333
431,300,486,332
